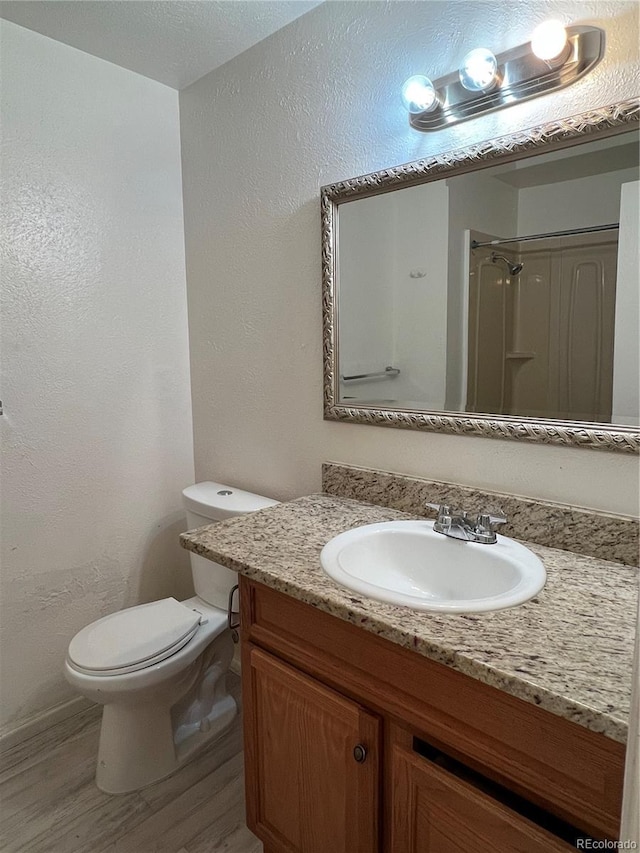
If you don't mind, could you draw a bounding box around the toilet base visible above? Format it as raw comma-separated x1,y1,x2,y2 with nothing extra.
96,693,237,793
95,632,237,794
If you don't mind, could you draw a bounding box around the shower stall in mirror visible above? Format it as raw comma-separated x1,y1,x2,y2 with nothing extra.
467,226,619,423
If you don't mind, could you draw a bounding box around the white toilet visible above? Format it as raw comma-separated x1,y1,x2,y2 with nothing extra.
64,481,278,794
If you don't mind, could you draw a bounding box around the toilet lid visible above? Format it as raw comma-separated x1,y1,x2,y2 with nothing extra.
67,598,202,673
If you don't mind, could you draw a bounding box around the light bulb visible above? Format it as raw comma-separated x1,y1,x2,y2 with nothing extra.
401,76,438,114
459,48,499,92
531,20,568,62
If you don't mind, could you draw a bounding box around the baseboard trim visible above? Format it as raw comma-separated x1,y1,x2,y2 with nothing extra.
0,696,94,754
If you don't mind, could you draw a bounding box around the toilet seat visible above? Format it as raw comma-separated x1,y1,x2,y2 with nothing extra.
67,598,204,677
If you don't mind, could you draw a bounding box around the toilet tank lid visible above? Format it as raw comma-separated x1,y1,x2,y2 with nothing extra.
182,481,279,519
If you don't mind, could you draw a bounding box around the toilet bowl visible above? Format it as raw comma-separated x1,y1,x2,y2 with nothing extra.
64,482,278,794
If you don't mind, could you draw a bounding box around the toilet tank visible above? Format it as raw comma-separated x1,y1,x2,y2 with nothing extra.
182,482,279,609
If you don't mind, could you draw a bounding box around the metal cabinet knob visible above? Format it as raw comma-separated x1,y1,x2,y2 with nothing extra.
353,743,367,763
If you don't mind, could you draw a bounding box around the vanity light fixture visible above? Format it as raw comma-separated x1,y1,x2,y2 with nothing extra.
402,22,603,131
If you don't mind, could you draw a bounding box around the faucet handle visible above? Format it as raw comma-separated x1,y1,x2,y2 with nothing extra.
426,503,453,534
473,511,508,544
425,502,450,518
476,511,507,529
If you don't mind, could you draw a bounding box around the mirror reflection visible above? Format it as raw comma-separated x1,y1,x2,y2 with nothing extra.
337,130,639,426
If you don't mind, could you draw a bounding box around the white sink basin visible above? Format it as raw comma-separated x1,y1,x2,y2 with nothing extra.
320,520,546,613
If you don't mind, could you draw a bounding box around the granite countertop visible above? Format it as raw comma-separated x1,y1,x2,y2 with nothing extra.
181,494,639,744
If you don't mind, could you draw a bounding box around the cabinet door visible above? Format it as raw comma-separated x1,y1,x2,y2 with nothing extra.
243,645,380,853
391,745,574,853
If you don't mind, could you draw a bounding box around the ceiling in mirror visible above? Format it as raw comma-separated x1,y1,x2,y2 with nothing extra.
321,100,640,452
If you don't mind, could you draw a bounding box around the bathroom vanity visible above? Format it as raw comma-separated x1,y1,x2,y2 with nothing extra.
181,489,638,852
241,579,621,851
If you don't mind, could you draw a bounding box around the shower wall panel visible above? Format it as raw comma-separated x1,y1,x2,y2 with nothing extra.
468,236,617,422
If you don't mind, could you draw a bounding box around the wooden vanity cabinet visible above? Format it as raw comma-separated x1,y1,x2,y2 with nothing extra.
389,727,574,852
240,578,625,852
243,645,380,853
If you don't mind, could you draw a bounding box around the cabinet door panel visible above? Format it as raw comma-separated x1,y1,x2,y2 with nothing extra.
244,645,380,853
391,745,573,853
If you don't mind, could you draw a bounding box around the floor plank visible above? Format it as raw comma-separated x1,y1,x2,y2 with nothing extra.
0,674,262,853
107,753,248,853
187,814,263,853
0,775,148,853
0,705,101,781
0,721,100,820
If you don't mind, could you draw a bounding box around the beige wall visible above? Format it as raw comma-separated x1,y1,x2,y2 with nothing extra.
0,21,195,737
180,0,639,517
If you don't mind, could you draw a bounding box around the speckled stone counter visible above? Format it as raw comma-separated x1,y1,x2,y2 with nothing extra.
181,494,639,744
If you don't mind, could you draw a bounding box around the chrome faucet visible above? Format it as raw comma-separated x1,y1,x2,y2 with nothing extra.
426,503,507,544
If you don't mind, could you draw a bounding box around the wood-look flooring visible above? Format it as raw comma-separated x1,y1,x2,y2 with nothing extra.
0,674,262,853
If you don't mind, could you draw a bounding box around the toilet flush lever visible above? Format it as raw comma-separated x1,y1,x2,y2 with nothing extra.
227,584,240,639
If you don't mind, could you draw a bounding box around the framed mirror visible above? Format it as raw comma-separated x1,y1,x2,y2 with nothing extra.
321,100,639,453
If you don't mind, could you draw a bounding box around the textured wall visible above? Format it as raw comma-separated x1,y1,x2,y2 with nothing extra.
0,21,195,736
180,0,639,517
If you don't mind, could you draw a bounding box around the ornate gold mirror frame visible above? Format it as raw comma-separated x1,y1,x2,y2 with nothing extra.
321,99,640,453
